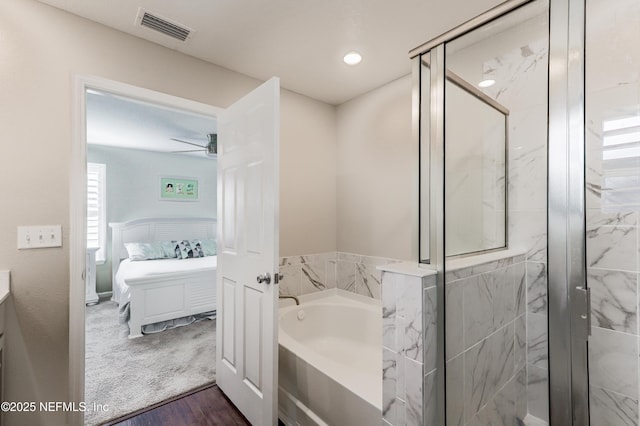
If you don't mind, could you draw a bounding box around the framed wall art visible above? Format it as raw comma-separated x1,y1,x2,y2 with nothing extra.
160,176,199,201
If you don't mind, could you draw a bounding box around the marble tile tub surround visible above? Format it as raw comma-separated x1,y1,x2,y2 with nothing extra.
278,252,402,300
380,265,437,426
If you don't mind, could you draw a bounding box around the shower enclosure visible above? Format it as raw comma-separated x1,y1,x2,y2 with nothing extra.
412,0,640,424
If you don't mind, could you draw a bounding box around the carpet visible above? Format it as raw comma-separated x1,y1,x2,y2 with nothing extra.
84,300,216,425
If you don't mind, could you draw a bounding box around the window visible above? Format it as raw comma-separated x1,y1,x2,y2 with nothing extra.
87,163,106,263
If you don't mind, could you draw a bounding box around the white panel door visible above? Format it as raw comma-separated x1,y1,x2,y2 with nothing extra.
216,77,280,426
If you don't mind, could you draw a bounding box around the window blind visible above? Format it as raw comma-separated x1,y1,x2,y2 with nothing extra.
87,163,106,263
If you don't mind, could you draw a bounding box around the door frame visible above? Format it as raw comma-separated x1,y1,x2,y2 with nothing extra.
548,0,589,423
69,75,222,425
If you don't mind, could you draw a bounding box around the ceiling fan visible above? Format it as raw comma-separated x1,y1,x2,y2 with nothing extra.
170,133,217,157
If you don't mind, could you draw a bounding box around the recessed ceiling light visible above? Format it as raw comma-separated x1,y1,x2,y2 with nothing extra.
343,51,362,66
478,79,496,88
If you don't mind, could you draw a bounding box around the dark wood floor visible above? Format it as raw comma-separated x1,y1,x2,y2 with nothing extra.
105,384,251,426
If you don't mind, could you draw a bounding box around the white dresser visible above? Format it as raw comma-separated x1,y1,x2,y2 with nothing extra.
85,247,99,305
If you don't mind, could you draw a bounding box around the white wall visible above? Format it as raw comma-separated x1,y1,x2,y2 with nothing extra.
0,0,336,424
280,91,337,256
87,145,217,293
336,75,417,261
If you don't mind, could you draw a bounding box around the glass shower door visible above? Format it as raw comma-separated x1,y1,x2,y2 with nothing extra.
441,2,550,425
585,0,640,423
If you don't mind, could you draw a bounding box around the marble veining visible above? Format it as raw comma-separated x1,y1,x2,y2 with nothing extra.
443,255,526,423
515,314,526,371
515,262,527,316
508,108,548,211
590,386,639,426
336,260,356,293
463,274,494,350
493,325,515,394
469,378,516,426
301,262,326,294
355,262,382,299
405,358,423,426
527,365,549,422
587,210,637,227
516,367,527,421
383,349,398,424
527,262,547,314
588,268,637,334
424,370,438,426
447,354,465,426
279,252,400,300
493,266,516,330
586,225,637,271
403,279,423,362
382,270,434,426
589,327,639,398
527,313,548,369
585,0,640,414
278,264,301,297
382,278,397,351
465,337,496,418
446,280,464,360
483,39,548,106
423,287,438,372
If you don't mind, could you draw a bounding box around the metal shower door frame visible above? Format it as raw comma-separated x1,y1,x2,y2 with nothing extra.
549,0,590,424
412,0,590,423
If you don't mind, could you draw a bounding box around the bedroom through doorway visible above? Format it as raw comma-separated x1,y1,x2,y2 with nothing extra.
80,79,221,425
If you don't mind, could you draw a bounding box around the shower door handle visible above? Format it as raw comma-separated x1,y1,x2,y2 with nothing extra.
256,272,271,285
574,286,592,340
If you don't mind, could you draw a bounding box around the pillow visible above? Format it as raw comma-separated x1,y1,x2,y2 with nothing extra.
189,240,205,258
174,240,191,259
160,241,178,258
125,242,167,261
199,239,217,256
174,240,205,259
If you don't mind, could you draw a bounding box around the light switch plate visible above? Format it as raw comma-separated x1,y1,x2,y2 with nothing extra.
17,225,62,249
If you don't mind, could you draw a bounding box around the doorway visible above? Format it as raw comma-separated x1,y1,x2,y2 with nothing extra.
70,76,281,426
69,75,223,425
83,87,219,424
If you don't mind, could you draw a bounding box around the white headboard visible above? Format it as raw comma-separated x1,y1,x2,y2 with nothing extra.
109,217,217,281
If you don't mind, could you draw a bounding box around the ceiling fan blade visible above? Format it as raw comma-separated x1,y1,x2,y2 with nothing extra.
170,138,206,149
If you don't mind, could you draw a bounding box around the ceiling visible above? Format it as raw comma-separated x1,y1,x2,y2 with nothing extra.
37,0,502,105
86,89,217,158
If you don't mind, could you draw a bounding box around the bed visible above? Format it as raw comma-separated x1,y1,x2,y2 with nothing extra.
110,217,217,339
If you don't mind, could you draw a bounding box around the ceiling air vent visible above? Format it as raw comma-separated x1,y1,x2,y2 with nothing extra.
136,8,194,42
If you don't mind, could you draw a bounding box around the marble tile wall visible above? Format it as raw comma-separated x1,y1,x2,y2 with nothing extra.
381,269,437,426
584,0,640,422
495,36,550,423
585,109,640,425
279,252,401,300
450,18,550,422
445,254,528,425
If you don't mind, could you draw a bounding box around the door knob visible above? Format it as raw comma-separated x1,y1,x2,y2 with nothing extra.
256,273,271,285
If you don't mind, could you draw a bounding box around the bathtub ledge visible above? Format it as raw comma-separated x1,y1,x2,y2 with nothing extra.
377,261,436,277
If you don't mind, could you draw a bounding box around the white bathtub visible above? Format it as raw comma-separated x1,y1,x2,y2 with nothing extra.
278,289,382,426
